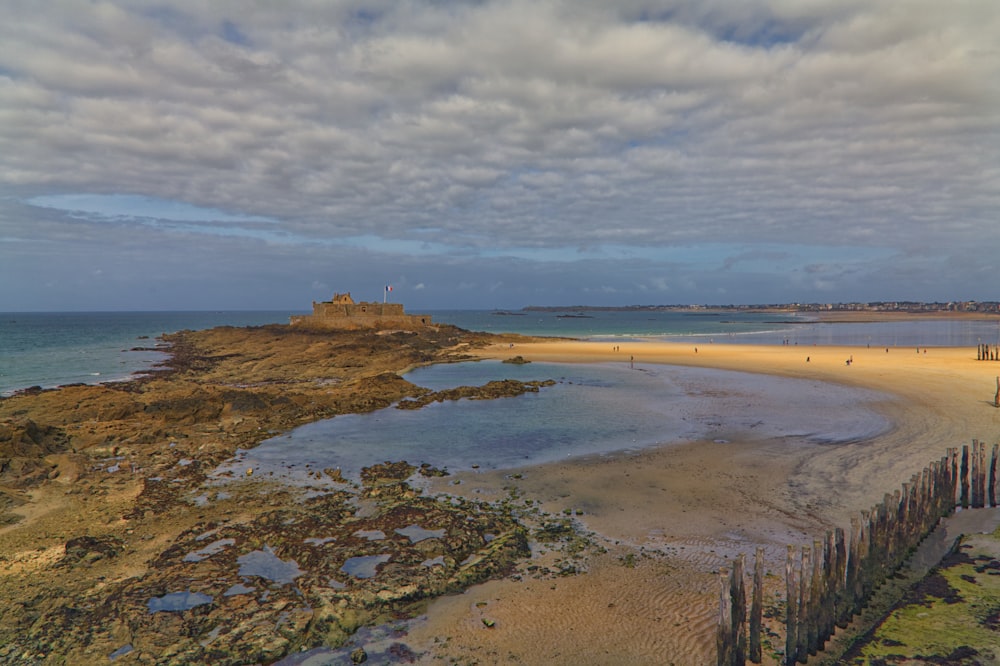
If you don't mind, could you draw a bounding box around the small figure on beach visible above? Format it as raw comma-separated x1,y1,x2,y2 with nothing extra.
694,347,698,353
629,355,634,369
806,356,810,362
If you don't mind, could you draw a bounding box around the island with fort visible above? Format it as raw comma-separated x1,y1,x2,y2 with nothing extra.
290,291,432,329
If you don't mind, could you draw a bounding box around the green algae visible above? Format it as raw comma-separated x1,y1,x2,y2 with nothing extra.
847,531,1000,664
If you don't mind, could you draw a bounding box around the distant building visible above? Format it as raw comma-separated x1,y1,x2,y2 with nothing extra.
290,292,432,330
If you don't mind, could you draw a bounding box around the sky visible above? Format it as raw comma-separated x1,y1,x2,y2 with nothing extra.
1,1,998,311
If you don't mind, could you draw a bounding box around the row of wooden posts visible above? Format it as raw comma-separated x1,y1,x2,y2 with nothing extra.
717,441,1000,665
976,344,1000,361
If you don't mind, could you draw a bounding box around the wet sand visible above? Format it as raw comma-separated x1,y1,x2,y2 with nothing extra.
406,340,1000,664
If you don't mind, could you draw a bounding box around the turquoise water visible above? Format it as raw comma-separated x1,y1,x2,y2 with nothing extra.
431,308,798,339
214,359,891,483
4,309,995,396
434,309,1000,347
0,311,298,395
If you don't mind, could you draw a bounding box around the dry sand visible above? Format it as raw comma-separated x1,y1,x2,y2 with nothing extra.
404,340,1000,665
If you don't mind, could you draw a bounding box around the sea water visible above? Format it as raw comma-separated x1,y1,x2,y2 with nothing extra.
0,311,298,396
4,309,996,396
434,309,1000,348
214,360,892,483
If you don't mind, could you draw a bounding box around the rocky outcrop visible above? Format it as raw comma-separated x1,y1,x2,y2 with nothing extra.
395,379,556,410
0,323,543,664
0,419,69,489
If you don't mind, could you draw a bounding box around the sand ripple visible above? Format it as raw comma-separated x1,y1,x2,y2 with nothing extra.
409,549,721,665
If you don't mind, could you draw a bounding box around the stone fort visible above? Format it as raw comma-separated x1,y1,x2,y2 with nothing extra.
289,292,432,330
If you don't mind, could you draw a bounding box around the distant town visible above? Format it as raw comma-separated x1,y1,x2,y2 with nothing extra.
524,301,1000,314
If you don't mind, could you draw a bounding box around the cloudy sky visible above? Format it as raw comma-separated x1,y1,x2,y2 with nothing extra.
1,1,997,311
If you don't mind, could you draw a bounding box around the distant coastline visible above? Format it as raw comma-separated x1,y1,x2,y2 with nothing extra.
522,302,1000,321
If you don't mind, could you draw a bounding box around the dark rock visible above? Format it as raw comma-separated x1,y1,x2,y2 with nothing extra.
61,535,124,565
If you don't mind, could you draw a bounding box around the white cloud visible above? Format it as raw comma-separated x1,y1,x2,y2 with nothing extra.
1,0,998,309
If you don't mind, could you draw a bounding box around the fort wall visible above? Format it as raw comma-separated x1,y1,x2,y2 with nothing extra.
289,292,432,330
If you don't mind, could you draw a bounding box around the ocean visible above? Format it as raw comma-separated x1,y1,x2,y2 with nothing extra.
2,309,998,396
0,311,298,396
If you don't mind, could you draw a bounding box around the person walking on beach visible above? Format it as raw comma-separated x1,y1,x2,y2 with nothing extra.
630,355,634,369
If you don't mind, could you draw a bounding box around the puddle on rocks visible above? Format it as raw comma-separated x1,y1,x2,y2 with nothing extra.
183,538,235,563
341,554,391,579
224,583,255,597
109,644,133,661
352,529,386,541
237,545,302,584
304,536,336,546
395,524,445,543
147,590,213,613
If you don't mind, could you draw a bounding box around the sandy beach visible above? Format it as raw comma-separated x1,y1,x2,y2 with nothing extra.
406,339,1000,664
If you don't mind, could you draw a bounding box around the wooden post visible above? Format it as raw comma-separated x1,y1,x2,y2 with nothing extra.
950,447,960,508
961,444,970,509
834,527,849,628
717,568,734,666
846,515,860,616
994,377,999,407
990,443,998,508
919,467,931,532
979,441,988,508
821,533,834,642
797,546,811,663
853,511,869,607
750,547,763,664
972,440,981,508
785,545,798,666
809,539,823,655
732,555,747,665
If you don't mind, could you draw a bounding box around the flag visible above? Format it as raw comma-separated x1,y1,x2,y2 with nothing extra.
385,285,393,292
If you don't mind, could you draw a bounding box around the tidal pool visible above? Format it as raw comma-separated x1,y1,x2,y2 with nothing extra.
341,554,391,579
147,591,213,613
214,361,892,484
237,545,302,584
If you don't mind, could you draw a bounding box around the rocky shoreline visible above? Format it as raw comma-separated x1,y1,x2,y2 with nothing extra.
0,324,558,664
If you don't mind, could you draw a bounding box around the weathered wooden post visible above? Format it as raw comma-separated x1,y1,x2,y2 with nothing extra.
979,441,988,508
961,444,970,508
856,510,872,608
717,568,734,666
846,515,861,616
990,443,998,508
809,539,823,655
750,547,763,664
972,440,982,508
950,447,960,507
785,545,798,666
994,377,999,407
732,555,747,665
833,527,849,628
919,466,931,532
797,545,811,663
